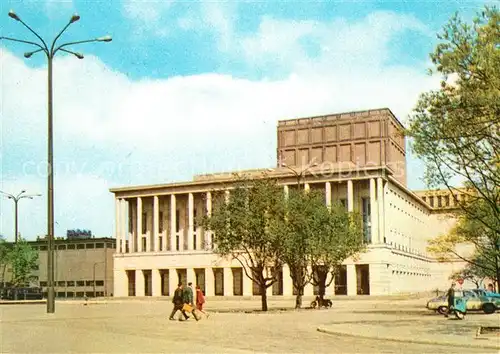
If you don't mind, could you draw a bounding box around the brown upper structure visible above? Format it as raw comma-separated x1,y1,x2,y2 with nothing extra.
276,108,407,185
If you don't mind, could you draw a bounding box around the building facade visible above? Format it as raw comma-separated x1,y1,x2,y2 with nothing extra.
110,108,466,298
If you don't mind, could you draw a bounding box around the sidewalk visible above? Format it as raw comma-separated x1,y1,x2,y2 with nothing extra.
317,313,500,350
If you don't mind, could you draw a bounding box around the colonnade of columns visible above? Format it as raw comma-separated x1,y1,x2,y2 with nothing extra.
115,177,386,254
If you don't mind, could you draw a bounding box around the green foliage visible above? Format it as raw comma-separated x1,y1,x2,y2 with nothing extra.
410,6,500,287
407,6,499,236
9,238,38,287
202,178,285,311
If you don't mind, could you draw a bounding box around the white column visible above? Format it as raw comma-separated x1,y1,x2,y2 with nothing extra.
377,177,385,244
283,185,289,199
205,192,212,250
242,268,253,296
304,183,310,192
136,197,143,253
325,182,331,209
135,269,145,297
205,268,215,296
113,270,128,297
347,180,354,212
223,267,233,296
347,264,357,296
370,178,379,244
170,195,176,251
153,196,159,252
188,193,194,250
115,198,121,253
168,269,177,296
152,269,161,296
282,264,293,296
304,266,314,296
121,199,128,253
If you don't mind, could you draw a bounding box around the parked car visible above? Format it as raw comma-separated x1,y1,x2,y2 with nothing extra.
0,287,44,300
426,289,499,314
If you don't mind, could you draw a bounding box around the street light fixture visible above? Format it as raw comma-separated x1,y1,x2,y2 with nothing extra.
0,190,41,243
280,162,318,188
1,10,112,314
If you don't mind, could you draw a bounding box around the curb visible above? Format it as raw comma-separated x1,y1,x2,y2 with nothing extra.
317,326,500,350
0,300,46,305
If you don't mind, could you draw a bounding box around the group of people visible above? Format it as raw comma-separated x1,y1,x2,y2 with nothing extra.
444,282,497,318
169,282,209,321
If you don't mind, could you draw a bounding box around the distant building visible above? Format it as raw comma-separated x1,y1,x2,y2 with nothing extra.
2,237,115,298
110,108,467,297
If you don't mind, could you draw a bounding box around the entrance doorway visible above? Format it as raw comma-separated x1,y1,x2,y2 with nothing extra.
356,265,370,295
143,270,152,296
195,268,205,294
232,268,243,296
126,270,135,296
334,265,347,295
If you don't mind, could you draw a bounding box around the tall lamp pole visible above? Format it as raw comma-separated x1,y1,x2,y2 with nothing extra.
0,190,41,243
1,10,112,313
280,162,318,189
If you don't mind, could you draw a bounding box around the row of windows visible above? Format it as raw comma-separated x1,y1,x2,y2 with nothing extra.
392,271,430,277
35,242,114,251
421,193,467,208
39,280,104,287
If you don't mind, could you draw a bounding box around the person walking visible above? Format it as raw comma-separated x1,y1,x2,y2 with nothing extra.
195,285,209,318
169,283,189,321
183,282,200,321
444,282,456,318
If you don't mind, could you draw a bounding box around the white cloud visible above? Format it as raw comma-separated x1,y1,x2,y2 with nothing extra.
0,10,440,241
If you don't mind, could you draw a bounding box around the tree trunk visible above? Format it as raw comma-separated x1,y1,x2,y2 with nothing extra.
295,286,304,309
260,284,268,311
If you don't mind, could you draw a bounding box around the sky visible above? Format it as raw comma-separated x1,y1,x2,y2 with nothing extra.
0,0,492,241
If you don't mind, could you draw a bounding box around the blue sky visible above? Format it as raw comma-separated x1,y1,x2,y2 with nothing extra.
0,0,492,241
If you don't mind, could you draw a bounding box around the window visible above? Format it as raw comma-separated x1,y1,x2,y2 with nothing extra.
86,281,94,286
40,281,47,287
96,280,104,286
76,292,84,297
76,281,85,286
176,210,180,232
129,209,133,232
67,281,75,287
361,198,371,243
193,210,197,231
77,244,85,249
142,238,146,251
159,237,163,251
40,246,47,251
428,196,434,207
142,213,147,234
32,264,39,270
57,281,66,287
339,199,347,209
193,234,197,250
96,243,104,249
67,244,76,250
176,235,180,251
86,243,95,249
159,212,164,233
444,195,450,207
57,244,66,250
66,292,74,298
437,196,442,207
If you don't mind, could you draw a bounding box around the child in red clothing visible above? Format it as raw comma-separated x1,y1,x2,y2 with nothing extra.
196,285,209,318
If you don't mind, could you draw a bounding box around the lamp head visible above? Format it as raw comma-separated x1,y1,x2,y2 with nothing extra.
21,190,26,193
70,13,80,23
74,52,84,59
24,51,35,58
281,162,288,167
97,35,112,42
8,10,20,21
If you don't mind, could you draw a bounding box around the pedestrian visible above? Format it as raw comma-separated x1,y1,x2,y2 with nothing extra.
444,282,456,318
169,283,189,321
183,282,200,321
196,285,209,318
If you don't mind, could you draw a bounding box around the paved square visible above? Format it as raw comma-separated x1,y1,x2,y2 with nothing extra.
1,298,498,353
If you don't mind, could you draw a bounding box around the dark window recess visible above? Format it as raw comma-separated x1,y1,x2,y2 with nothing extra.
142,238,146,251
32,264,39,270
76,292,84,297
77,244,85,249
57,245,66,250
67,281,75,287
96,243,104,248
159,237,163,251
40,246,47,251
159,212,164,233
86,281,94,286
40,281,47,287
142,213,147,234
86,243,95,249
66,292,74,298
96,280,104,286
76,281,85,286
57,281,66,287
67,244,76,250
176,236,180,251
193,210,197,231
176,210,180,232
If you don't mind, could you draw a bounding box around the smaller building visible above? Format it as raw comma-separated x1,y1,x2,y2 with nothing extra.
30,237,115,298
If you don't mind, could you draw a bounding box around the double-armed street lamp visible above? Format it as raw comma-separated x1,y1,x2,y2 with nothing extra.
280,162,318,189
0,190,41,243
1,10,112,314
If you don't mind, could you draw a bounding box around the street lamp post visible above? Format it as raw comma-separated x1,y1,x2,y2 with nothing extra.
280,162,318,189
0,190,41,243
1,10,112,313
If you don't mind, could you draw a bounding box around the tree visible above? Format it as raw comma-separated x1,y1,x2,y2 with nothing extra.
0,236,12,287
9,238,38,287
407,7,499,236
449,257,491,289
408,7,500,290
308,203,365,302
202,178,285,311
427,198,500,290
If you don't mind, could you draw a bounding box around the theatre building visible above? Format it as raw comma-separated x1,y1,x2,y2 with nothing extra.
110,108,464,298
